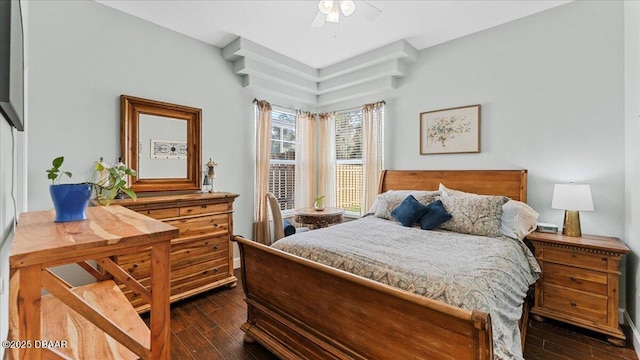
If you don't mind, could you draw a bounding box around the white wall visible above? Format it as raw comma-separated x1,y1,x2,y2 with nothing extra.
391,1,624,240
624,0,640,352
27,0,258,283
26,0,317,280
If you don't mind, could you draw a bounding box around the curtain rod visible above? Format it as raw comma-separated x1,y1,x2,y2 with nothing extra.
253,98,309,114
253,99,385,114
327,100,386,114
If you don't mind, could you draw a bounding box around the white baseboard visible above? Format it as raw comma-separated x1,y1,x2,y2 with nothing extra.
233,257,241,269
623,310,640,359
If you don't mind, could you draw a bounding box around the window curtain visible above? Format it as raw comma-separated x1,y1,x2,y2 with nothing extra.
253,99,272,245
361,101,385,213
295,111,316,208
318,112,335,207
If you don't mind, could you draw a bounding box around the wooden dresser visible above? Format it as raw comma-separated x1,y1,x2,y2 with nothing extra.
112,192,239,312
527,231,631,346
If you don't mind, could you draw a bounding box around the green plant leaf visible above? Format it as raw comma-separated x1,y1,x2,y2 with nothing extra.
52,156,64,168
121,188,137,201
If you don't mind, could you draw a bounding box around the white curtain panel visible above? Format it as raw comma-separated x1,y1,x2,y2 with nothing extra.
253,100,272,245
361,102,385,214
295,111,316,208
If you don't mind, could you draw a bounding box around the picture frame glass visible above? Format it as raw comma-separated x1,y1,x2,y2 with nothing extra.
420,104,480,155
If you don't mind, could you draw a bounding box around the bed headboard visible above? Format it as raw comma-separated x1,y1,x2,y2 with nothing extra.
378,169,527,202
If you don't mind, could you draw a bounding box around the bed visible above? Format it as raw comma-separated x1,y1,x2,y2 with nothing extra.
234,169,540,360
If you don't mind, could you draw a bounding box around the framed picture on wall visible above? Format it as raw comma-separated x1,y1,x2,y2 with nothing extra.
420,104,480,155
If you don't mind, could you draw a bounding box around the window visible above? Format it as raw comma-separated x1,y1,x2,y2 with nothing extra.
269,108,297,212
334,109,364,216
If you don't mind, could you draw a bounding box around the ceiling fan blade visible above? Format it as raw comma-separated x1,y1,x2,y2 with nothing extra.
311,11,326,28
360,0,382,21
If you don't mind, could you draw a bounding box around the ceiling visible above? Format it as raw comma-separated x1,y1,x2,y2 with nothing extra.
97,0,569,69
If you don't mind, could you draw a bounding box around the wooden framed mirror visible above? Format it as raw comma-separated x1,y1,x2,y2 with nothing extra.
121,95,202,193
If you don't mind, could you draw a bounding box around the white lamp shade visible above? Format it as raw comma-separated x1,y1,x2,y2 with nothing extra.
551,183,594,211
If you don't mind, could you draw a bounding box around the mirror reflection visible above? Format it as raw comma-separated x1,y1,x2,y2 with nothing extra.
138,114,187,179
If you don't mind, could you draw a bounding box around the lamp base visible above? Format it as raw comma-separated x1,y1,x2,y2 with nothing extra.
562,210,582,237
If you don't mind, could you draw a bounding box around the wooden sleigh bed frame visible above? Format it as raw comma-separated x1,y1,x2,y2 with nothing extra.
234,169,528,360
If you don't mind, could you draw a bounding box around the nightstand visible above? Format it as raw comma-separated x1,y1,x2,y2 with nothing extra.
527,231,631,346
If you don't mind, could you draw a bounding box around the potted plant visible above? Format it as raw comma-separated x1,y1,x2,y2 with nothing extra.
47,156,137,222
92,158,137,206
313,195,325,211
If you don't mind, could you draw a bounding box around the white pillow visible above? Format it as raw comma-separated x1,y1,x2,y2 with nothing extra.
501,200,539,240
439,183,539,240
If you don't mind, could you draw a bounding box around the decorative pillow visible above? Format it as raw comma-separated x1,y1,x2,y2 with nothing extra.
501,200,539,240
439,195,509,237
440,183,539,240
367,190,440,220
283,219,296,237
418,200,452,230
391,195,430,227
439,183,475,197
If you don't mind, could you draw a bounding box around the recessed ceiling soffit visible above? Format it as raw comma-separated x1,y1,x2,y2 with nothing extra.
222,37,417,106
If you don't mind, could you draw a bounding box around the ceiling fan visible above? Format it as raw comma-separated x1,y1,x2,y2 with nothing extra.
311,0,382,28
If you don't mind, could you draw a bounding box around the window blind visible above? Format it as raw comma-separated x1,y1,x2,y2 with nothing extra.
334,109,363,215
269,108,297,211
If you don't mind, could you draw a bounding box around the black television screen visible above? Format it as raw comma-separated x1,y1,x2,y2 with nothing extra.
0,0,24,131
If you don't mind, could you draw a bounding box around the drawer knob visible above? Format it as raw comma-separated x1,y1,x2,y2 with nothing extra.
214,245,219,250
214,268,219,273
201,205,207,208
147,210,151,214
133,263,139,268
570,301,577,307
570,276,577,282
571,252,577,257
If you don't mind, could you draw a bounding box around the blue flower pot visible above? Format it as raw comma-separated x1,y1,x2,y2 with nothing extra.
49,183,92,222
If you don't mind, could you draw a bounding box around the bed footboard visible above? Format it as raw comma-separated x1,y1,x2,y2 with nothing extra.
234,235,493,360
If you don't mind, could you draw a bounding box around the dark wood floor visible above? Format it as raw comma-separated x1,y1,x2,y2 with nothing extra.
144,269,638,359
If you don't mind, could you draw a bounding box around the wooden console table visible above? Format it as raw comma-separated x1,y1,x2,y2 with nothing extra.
8,206,178,359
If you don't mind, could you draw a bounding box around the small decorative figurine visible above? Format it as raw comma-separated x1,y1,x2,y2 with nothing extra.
205,158,218,193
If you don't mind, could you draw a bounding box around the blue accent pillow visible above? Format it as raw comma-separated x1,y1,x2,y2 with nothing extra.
391,195,429,227
418,199,453,230
283,219,296,237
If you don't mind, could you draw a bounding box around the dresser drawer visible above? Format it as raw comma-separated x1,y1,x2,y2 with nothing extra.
542,284,607,323
137,207,180,220
167,214,229,238
118,236,229,279
541,247,608,271
543,262,607,295
121,257,230,308
180,202,229,216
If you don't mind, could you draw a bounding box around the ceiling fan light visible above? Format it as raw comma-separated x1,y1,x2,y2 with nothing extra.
340,0,356,16
318,0,334,15
326,4,340,23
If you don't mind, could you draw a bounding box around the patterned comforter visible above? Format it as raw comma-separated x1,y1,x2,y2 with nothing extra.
271,216,541,360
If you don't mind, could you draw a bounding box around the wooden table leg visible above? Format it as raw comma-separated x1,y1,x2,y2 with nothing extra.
18,265,42,360
150,241,171,359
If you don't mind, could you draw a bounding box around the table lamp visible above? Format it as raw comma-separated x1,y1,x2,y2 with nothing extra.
551,183,594,237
